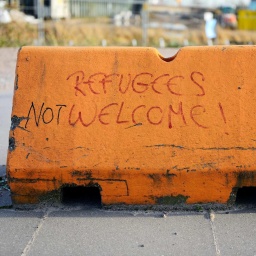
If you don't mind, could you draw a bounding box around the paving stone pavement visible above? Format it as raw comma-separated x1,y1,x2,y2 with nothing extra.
0,207,256,256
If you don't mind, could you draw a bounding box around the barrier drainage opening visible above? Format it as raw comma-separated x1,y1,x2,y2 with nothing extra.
61,186,102,207
235,187,256,205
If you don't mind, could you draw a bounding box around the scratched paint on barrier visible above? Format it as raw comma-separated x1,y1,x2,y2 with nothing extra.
7,46,256,205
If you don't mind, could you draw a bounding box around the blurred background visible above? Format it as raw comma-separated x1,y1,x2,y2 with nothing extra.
0,0,256,47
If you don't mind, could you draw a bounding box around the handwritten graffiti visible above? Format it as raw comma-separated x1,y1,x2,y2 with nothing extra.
66,71,205,97
24,100,226,130
25,102,66,128
24,70,228,130
68,101,226,129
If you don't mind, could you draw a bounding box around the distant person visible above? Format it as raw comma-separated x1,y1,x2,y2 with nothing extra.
204,12,217,45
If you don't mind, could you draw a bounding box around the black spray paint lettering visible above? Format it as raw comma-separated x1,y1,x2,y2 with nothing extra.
25,102,67,128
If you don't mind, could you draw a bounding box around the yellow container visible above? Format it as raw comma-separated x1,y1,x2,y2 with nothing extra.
238,10,256,30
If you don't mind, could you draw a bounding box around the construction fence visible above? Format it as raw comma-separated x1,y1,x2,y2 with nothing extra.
19,0,151,19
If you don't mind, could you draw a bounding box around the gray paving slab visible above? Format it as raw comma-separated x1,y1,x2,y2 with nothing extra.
0,209,44,256
214,210,256,256
26,210,215,256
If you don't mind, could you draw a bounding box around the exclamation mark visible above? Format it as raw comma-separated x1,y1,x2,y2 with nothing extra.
218,102,228,135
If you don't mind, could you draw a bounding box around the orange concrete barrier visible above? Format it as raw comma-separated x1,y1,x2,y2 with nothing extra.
7,46,256,205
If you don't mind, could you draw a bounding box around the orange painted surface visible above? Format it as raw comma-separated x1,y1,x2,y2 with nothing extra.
7,46,256,205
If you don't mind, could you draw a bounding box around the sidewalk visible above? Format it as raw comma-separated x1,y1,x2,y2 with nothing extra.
1,48,256,256
0,204,256,256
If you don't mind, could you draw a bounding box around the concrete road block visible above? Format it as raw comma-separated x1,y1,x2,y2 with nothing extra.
7,46,256,205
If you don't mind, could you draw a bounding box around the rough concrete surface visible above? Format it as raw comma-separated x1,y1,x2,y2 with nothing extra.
26,210,215,256
0,210,44,256
1,48,256,256
0,207,256,256
215,211,256,255
0,47,178,167
9,46,256,206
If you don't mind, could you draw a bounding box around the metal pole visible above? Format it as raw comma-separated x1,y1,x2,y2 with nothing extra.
142,1,148,46
37,0,45,45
